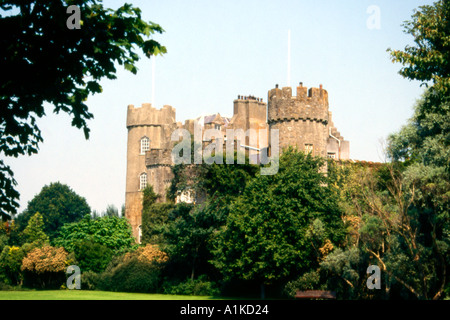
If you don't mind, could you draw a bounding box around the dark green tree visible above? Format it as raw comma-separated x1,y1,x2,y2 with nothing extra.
212,148,346,298
141,202,174,246
54,214,136,255
15,182,90,240
72,239,113,273
163,202,217,281
385,0,449,299
0,0,166,218
161,152,259,283
387,0,450,95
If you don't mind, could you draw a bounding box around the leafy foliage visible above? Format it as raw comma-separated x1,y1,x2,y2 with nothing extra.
212,148,346,290
387,0,450,94
162,202,217,281
386,15,450,296
162,275,220,296
71,240,113,273
22,212,49,245
96,244,167,293
21,245,68,274
142,202,174,245
15,182,91,240
54,215,137,255
21,245,68,289
0,0,166,217
0,245,26,285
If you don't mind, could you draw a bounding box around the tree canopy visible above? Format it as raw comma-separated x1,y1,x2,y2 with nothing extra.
212,148,346,298
54,214,136,255
15,182,90,240
387,0,450,95
0,0,166,218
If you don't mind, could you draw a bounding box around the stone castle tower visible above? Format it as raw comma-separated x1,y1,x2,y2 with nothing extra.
268,83,349,159
125,82,349,242
125,103,177,240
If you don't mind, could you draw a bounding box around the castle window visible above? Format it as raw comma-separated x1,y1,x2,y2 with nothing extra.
140,137,150,154
304,144,314,155
139,173,147,190
138,225,142,244
214,124,221,131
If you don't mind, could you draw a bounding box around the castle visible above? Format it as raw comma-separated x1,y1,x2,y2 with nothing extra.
125,83,350,241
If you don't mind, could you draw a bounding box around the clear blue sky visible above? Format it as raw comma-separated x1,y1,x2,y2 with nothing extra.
7,0,434,215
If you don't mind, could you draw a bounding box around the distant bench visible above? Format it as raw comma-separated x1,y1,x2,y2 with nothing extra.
295,290,336,300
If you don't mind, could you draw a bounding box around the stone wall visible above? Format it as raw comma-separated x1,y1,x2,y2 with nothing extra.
268,83,329,157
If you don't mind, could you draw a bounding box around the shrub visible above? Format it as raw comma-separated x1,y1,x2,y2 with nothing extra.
81,270,100,290
162,275,220,296
98,256,162,293
283,270,323,298
97,244,168,293
72,239,113,273
0,245,25,285
21,245,68,289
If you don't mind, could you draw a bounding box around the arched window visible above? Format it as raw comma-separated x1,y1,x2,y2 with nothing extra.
140,137,150,154
139,172,147,190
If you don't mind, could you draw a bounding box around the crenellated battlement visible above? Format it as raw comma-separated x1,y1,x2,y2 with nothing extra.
127,103,176,128
268,82,328,103
267,82,329,124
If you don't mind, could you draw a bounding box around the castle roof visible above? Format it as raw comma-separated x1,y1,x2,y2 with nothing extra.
195,113,231,126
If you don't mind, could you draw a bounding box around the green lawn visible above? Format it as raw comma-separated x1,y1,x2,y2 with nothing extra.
0,290,217,300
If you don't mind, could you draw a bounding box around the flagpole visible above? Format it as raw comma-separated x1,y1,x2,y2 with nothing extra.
287,29,291,87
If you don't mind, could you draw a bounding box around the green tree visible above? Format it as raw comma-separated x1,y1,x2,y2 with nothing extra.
327,161,449,299
161,152,259,283
387,90,449,169
54,214,136,255
15,182,90,240
384,0,450,299
72,239,113,273
387,0,450,95
0,245,26,285
163,203,216,281
97,246,167,293
21,245,68,289
212,148,346,298
0,0,166,218
141,185,171,245
102,204,120,218
386,10,450,296
22,212,49,245
142,202,174,245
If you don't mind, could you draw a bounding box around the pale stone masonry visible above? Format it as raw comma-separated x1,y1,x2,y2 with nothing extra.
125,83,350,241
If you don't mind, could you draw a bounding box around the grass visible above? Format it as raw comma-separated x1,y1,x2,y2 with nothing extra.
0,290,219,300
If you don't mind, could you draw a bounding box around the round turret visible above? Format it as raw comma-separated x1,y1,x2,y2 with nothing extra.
267,82,329,157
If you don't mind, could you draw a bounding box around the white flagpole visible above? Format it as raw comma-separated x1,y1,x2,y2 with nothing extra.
287,29,291,87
